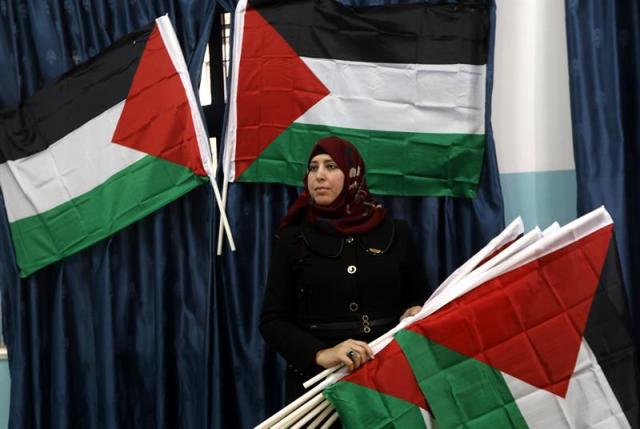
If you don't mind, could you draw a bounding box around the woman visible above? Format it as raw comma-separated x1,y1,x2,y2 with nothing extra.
260,136,429,404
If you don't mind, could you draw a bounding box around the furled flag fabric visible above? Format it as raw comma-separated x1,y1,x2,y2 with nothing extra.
324,208,640,428
0,16,212,278
222,0,489,197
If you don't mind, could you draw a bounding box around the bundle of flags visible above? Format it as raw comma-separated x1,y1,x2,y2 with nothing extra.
258,207,639,428
0,16,214,277
223,0,489,197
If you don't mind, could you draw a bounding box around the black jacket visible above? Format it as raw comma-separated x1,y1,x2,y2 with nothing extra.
260,217,429,401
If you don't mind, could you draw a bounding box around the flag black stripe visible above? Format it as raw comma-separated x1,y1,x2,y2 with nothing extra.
584,235,640,428
249,0,489,66
0,24,153,163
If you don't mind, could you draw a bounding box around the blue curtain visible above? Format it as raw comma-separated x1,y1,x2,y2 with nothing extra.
0,1,217,428
565,1,640,336
210,0,504,427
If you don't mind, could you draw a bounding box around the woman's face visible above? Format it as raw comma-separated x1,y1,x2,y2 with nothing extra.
308,154,345,206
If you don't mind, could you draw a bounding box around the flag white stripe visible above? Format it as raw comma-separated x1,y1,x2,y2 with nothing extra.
504,340,631,428
472,226,543,275
542,221,561,235
0,101,147,223
297,58,486,134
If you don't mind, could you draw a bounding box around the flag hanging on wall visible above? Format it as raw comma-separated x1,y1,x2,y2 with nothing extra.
0,15,213,278
324,207,640,428
222,0,489,197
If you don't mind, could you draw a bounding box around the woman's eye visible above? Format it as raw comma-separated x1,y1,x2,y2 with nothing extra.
309,165,318,172
327,164,338,170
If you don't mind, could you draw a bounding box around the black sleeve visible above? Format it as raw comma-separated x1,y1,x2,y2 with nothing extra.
259,233,328,376
397,220,430,308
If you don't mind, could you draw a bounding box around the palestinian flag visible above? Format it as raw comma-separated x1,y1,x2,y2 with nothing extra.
223,0,489,197
325,208,640,428
0,16,212,278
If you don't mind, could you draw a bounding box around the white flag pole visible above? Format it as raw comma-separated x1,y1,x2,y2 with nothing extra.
317,411,339,429
290,400,332,429
216,174,230,255
208,137,236,252
209,176,235,252
254,378,333,429
306,405,336,429
271,393,325,429
216,0,246,256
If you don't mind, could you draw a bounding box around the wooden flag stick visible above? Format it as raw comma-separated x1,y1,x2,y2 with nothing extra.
208,175,236,252
318,411,339,429
254,378,332,429
207,136,235,253
302,365,342,389
271,394,325,429
290,400,331,429
216,167,232,255
306,405,336,429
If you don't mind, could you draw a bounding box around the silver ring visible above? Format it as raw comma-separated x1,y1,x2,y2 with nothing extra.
347,350,359,361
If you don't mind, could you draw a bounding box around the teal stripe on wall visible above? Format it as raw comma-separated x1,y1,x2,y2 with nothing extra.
0,360,9,429
500,169,577,231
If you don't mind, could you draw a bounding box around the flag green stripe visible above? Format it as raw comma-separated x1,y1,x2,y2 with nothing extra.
395,330,529,429
9,155,206,277
237,122,485,197
324,381,428,429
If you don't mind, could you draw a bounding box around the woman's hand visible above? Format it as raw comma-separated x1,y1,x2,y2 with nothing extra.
315,339,374,371
400,305,422,321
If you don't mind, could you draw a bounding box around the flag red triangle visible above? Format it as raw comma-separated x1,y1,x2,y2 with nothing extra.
409,225,613,397
112,24,206,176
344,339,429,411
233,6,329,179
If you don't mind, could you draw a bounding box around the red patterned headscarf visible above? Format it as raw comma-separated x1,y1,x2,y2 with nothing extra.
279,136,386,236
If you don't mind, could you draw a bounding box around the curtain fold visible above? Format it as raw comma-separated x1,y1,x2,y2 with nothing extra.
565,0,640,337
0,1,216,428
